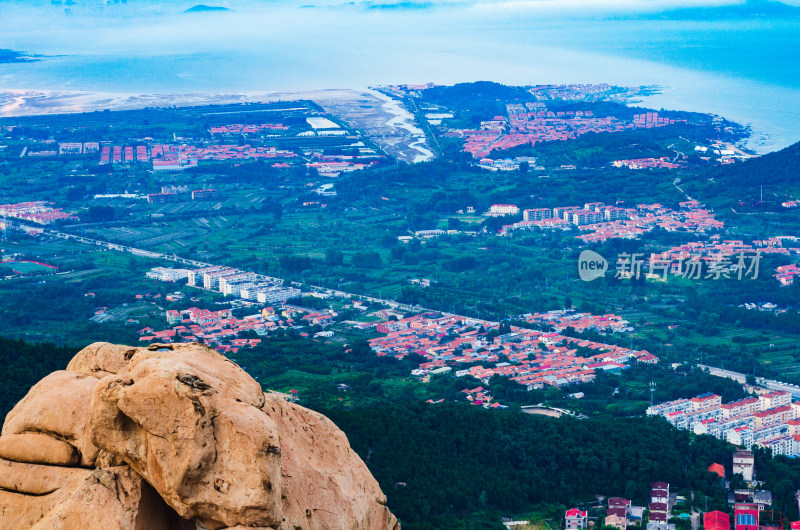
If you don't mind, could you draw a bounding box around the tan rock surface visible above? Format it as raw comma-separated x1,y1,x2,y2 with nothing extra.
0,370,101,467
0,341,399,530
0,459,179,529
66,342,138,378
89,343,282,528
263,392,400,530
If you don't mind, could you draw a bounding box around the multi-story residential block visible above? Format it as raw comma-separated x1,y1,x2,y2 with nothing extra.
733,450,755,481
691,392,722,411
489,204,520,216
647,398,691,417
786,419,800,435
584,202,605,211
760,434,795,457
202,268,238,290
187,266,227,287
683,408,723,430
191,189,218,200
219,272,257,296
146,267,191,282
571,209,605,226
553,206,581,220
603,207,628,221
754,406,792,428
256,287,302,305
523,208,552,222
759,391,791,411
722,397,760,418
146,193,177,204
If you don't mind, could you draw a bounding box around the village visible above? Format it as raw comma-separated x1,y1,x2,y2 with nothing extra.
369,310,658,396
546,455,800,530
142,260,660,402
0,201,77,225
497,200,724,242
449,108,683,159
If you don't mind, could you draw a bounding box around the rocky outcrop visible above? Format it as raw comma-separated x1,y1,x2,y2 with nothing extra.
0,342,399,530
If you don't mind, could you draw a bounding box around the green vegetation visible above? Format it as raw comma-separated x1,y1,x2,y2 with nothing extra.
322,402,800,530
0,336,76,420
2,84,800,529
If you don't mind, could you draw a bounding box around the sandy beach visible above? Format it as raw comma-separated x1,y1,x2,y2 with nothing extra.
0,87,435,164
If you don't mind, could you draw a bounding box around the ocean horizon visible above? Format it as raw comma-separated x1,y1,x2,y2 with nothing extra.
1,1,799,153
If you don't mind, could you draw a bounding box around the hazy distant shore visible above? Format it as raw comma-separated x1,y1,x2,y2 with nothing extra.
0,87,435,164
0,88,364,117
0,49,40,65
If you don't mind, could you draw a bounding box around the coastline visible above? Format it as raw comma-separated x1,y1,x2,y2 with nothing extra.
0,84,759,161
0,87,439,164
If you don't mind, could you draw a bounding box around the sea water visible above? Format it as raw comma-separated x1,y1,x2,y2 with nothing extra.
0,2,798,153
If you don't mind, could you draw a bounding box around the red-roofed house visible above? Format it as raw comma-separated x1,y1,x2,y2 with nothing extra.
566,508,588,530
708,463,725,479
704,510,730,530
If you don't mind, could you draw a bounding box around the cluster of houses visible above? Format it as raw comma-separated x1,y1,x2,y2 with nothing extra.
775,264,800,286
498,200,723,243
612,157,683,170
307,157,376,178
99,145,151,165
476,156,537,172
98,136,380,176
524,309,634,334
447,100,684,158
652,236,799,269
369,312,658,390
454,386,508,410
563,461,800,530
138,307,264,352
564,482,673,530
99,143,298,169
138,304,337,352
647,390,800,456
703,451,795,530
0,201,77,225
208,123,289,135
528,83,640,102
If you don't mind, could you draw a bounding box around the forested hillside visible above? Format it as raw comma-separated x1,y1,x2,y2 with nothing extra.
0,336,77,420
685,140,800,210
325,403,800,530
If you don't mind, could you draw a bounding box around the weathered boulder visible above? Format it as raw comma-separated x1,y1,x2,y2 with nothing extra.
89,344,283,528
0,458,181,529
263,392,400,530
0,370,101,467
0,341,399,530
66,341,139,379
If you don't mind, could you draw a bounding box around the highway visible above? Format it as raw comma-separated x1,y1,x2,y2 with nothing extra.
18,221,430,315
698,364,800,399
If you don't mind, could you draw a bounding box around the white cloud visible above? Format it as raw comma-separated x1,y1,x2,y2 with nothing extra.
467,0,748,12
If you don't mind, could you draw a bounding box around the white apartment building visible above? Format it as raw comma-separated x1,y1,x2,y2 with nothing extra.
489,204,519,216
